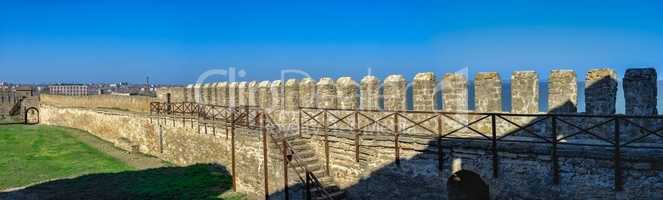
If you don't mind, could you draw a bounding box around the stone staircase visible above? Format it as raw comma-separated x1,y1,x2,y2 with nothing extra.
277,136,346,200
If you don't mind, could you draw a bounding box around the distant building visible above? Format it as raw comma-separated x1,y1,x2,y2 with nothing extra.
48,84,88,96
14,86,34,98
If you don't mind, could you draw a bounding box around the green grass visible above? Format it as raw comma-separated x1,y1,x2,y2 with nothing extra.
0,125,132,189
0,124,244,199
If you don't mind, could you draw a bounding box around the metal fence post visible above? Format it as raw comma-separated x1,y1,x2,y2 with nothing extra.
261,113,269,200
323,110,330,176
231,110,237,192
283,141,290,200
305,171,311,200
354,111,360,162
551,116,559,185
491,114,498,178
298,110,302,137
614,117,623,191
394,112,400,167
437,114,443,171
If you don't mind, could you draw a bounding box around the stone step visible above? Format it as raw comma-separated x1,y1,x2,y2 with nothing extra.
314,190,346,200
289,160,321,169
268,152,312,160
293,149,316,159
290,157,319,166
310,185,340,193
289,144,310,151
287,139,308,146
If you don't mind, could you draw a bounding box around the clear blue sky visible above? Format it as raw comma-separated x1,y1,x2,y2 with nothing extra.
1,0,662,84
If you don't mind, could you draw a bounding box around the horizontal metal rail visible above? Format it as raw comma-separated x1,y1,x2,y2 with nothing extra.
150,101,663,192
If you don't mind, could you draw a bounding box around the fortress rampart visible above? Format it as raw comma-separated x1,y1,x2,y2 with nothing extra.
43,67,663,200
41,94,155,113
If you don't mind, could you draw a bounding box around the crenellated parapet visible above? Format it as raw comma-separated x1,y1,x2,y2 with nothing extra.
177,67,657,116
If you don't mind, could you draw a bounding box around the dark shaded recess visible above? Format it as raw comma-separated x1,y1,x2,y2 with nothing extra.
447,170,489,200
0,164,233,200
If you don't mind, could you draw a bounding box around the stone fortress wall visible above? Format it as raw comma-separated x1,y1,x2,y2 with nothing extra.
41,94,155,113
42,67,663,200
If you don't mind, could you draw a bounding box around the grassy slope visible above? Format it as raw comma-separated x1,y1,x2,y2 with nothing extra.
0,124,244,199
0,125,132,189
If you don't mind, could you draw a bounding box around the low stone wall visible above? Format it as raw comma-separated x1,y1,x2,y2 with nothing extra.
39,105,309,200
41,94,155,113
41,104,663,199
301,128,663,199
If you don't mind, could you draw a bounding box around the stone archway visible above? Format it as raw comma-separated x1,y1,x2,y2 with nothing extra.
447,170,489,200
24,107,39,124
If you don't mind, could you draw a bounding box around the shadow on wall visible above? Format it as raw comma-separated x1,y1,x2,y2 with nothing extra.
266,74,660,200
0,164,236,200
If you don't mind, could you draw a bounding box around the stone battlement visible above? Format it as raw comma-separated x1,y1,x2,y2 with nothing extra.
158,67,657,116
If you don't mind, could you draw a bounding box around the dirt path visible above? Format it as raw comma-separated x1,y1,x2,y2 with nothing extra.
60,126,170,170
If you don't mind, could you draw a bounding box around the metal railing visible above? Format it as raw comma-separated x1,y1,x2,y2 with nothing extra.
150,102,334,200
151,101,663,192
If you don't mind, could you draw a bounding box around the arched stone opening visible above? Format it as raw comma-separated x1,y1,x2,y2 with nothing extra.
447,170,489,200
24,107,39,125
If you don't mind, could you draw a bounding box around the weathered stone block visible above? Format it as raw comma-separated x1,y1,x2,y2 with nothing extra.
202,83,212,104
360,76,380,110
548,70,577,113
248,81,259,107
193,83,203,103
585,68,618,114
443,73,468,111
337,77,359,110
383,75,407,111
299,78,316,108
317,78,337,109
209,82,218,105
285,79,299,110
623,68,657,116
414,72,437,111
258,81,272,109
474,72,502,112
238,81,248,106
270,80,284,110
511,71,539,113
216,82,228,106
185,84,193,102
228,82,239,107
